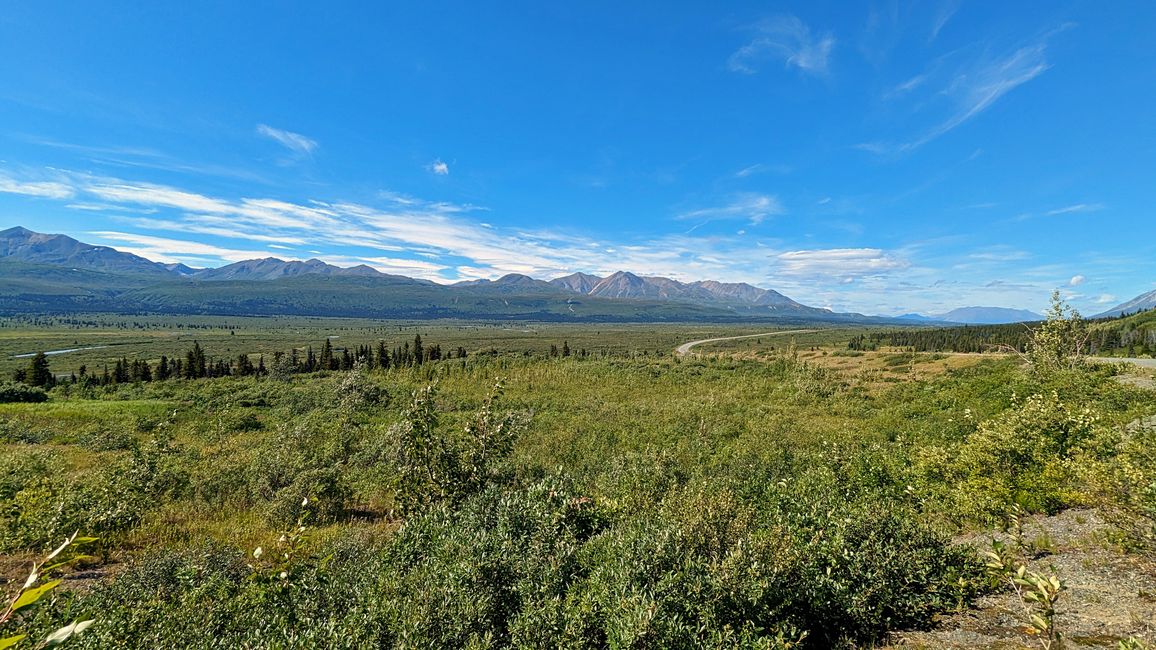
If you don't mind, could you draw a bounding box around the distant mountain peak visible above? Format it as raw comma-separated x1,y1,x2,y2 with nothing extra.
193,257,384,281
1094,289,1156,318
0,224,177,277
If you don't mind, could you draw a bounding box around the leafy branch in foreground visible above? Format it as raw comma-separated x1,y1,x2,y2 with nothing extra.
0,532,96,649
985,540,1065,650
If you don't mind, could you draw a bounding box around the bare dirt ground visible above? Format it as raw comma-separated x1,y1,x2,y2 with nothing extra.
888,508,1156,649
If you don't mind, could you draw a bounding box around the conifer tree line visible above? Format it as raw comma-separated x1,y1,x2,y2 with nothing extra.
850,309,1155,356
3,334,592,388
847,326,1034,354
11,333,595,389
10,334,468,388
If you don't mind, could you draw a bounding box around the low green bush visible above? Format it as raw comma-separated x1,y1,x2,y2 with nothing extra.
33,468,980,649
918,391,1100,523
0,380,48,403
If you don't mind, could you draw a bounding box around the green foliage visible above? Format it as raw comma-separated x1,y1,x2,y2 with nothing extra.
850,324,1035,354
1,325,1151,647
13,351,55,389
0,382,46,404
984,543,1065,649
1081,420,1156,552
0,437,185,551
32,474,977,649
918,391,1100,523
1028,290,1090,376
389,381,525,515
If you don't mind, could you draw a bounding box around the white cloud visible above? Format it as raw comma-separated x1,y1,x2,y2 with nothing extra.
776,248,909,279
429,159,450,175
1095,294,1117,304
728,16,835,76
0,174,75,199
358,256,447,276
87,231,273,264
968,250,1031,262
256,124,318,156
1069,274,1085,286
678,193,784,226
886,72,931,99
1047,203,1104,216
115,217,308,245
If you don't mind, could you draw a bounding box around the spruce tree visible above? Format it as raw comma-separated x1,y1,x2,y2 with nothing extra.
26,352,53,388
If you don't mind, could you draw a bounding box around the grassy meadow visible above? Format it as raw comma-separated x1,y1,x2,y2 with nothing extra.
1,314,1155,647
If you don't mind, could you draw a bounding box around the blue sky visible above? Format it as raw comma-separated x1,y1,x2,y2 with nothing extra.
1,1,1153,315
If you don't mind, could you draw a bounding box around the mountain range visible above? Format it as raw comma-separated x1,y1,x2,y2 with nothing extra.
0,226,854,322
1,226,1147,324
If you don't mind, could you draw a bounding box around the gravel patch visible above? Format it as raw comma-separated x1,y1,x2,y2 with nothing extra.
889,509,1156,649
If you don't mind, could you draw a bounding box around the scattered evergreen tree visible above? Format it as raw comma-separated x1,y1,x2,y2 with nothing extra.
24,351,54,388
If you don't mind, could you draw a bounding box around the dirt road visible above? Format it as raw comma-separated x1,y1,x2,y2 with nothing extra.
674,330,818,357
1091,356,1156,369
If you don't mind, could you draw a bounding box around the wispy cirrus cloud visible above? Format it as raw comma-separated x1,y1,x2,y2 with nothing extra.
728,16,835,76
0,173,75,199
1046,203,1104,216
256,124,318,157
678,193,784,226
428,159,449,175
860,30,1065,154
86,231,273,265
929,0,962,42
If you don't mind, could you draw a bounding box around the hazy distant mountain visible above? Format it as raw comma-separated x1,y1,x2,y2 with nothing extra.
195,257,383,281
935,306,1042,324
1094,289,1156,318
164,262,200,275
690,280,802,308
892,313,939,322
549,271,809,310
0,226,175,277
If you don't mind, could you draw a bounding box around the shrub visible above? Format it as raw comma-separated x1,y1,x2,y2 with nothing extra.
920,391,1099,523
388,381,526,515
0,437,186,551
1082,421,1156,552
0,380,48,403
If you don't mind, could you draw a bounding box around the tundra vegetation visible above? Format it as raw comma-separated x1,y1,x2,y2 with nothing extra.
0,299,1154,648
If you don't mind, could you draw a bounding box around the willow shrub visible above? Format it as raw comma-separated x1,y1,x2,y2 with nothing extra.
916,391,1100,524
39,464,980,649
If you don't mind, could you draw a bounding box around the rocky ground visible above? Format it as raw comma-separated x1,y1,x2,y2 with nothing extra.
889,508,1156,649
